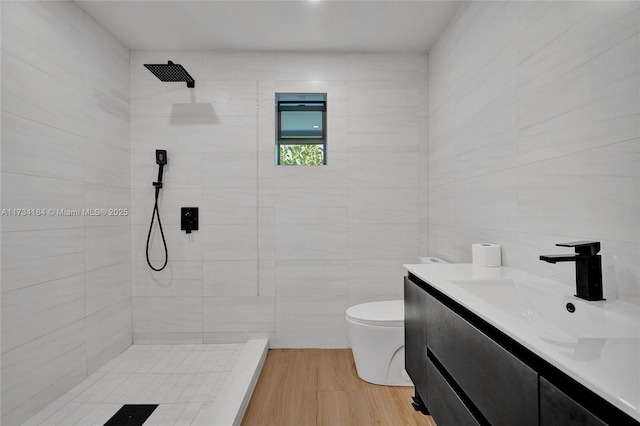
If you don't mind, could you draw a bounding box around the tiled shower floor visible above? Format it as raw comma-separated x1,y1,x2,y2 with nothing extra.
22,341,267,426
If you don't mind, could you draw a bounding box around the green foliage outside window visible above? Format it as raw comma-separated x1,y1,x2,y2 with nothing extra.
279,144,325,166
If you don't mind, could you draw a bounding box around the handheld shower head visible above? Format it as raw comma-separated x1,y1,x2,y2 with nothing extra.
147,149,169,271
153,150,167,189
156,149,167,165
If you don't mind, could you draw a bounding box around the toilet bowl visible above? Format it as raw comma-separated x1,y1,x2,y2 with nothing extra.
346,300,412,387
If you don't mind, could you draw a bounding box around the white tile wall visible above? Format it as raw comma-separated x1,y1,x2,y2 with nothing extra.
1,2,131,425
275,295,349,348
2,321,88,426
203,260,258,297
130,51,426,348
133,297,203,341
428,1,640,302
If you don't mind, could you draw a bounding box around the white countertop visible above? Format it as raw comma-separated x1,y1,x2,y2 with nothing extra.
404,263,640,422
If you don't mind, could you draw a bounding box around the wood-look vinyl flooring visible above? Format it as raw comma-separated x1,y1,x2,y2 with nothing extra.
241,349,437,426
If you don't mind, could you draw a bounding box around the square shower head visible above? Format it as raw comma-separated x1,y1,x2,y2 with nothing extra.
144,61,195,88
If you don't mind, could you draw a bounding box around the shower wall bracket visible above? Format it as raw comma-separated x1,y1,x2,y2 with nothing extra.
181,207,199,234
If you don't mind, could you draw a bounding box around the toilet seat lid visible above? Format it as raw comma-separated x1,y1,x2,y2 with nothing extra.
346,300,404,327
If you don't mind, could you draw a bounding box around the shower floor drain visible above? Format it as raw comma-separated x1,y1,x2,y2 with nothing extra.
103,404,158,426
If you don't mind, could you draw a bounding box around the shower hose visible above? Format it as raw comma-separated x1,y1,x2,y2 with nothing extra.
146,184,168,271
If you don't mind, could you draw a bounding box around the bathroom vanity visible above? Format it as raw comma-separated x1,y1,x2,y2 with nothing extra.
404,264,640,426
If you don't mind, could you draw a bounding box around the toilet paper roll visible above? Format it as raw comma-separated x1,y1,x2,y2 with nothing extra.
472,243,501,268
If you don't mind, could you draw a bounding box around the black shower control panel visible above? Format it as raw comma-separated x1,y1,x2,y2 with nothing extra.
181,207,198,234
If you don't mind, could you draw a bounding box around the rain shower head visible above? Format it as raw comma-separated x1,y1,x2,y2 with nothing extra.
144,61,195,88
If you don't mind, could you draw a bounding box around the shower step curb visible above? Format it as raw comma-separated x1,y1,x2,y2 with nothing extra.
191,339,269,426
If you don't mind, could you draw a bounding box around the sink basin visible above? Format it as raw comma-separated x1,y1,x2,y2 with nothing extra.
450,278,640,340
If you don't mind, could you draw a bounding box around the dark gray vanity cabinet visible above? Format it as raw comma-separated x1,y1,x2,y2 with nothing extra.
540,378,607,426
404,273,637,426
426,290,538,426
404,276,429,402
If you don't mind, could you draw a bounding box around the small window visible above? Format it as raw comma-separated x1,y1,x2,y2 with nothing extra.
276,93,327,166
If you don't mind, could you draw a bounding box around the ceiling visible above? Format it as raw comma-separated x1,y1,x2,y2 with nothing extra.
75,0,460,53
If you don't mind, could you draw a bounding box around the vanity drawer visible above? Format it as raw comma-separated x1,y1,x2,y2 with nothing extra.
540,378,607,426
426,291,538,426
426,355,480,426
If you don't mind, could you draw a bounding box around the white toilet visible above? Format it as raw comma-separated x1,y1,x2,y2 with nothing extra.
346,300,411,386
346,257,447,386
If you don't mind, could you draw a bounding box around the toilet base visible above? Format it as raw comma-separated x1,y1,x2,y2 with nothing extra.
347,319,413,387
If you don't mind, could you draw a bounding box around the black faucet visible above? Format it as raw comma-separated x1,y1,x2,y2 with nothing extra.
540,241,605,301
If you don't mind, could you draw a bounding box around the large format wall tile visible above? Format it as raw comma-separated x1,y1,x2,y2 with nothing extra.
276,186,347,225
203,52,275,81
84,184,131,228
201,224,258,261
452,2,517,85
199,80,260,117
347,53,422,81
427,1,639,301
84,142,130,188
83,73,129,149
1,274,85,354
85,225,131,271
275,295,348,348
348,187,419,224
429,169,518,232
347,260,407,298
348,223,419,261
347,152,419,188
518,35,639,165
130,49,428,352
203,260,258,297
203,296,274,334
517,1,640,96
201,187,257,225
1,53,85,137
1,172,84,231
201,115,258,153
347,115,420,153
85,298,132,375
85,262,131,316
133,297,203,338
1,113,85,181
131,115,205,154
348,80,420,118
2,228,85,293
274,53,347,81
201,152,257,189
275,260,347,297
276,223,347,261
518,140,639,243
1,1,84,87
1,321,87,426
1,3,131,424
